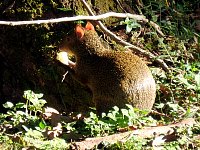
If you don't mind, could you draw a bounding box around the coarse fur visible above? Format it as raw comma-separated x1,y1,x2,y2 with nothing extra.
59,22,156,115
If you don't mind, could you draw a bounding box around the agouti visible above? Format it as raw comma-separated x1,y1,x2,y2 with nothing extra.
59,22,156,115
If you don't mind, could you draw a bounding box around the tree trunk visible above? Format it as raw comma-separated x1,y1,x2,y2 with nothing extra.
0,0,133,113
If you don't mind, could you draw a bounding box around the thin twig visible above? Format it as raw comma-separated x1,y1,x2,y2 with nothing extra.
81,0,169,72
3,0,16,13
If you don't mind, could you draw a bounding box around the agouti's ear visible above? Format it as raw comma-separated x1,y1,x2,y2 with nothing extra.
75,24,84,39
85,22,95,31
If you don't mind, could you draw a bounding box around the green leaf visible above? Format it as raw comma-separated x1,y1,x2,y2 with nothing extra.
179,77,195,89
195,73,200,86
112,106,119,112
39,120,46,129
152,15,158,22
23,90,34,100
124,17,130,24
15,102,26,108
37,99,47,106
125,104,134,111
89,112,97,120
16,110,26,115
130,20,141,29
3,102,14,108
121,109,129,118
167,102,179,111
35,93,44,99
121,17,141,33
126,24,133,33
155,103,165,109
28,105,35,111
107,112,116,121
57,7,72,12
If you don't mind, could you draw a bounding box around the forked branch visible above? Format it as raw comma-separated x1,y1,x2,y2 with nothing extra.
81,0,169,72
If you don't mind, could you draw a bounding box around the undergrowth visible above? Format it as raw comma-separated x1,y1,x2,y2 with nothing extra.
0,90,200,149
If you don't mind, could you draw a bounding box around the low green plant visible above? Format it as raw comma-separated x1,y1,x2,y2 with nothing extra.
120,17,141,33
154,62,200,121
63,105,157,137
23,90,47,116
95,136,148,150
0,90,69,149
1,90,46,128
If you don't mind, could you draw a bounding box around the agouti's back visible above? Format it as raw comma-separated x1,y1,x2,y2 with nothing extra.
59,22,156,114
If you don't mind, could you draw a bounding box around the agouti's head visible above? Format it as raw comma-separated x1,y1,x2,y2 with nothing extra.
59,22,104,57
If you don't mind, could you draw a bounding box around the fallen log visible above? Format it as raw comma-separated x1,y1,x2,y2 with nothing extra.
72,118,196,150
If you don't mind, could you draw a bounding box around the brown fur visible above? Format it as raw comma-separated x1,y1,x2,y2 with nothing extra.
59,22,156,114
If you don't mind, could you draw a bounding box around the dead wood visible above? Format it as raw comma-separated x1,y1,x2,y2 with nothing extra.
72,118,196,150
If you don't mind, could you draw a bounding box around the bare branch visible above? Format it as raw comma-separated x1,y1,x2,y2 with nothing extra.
0,12,145,26
0,12,164,37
